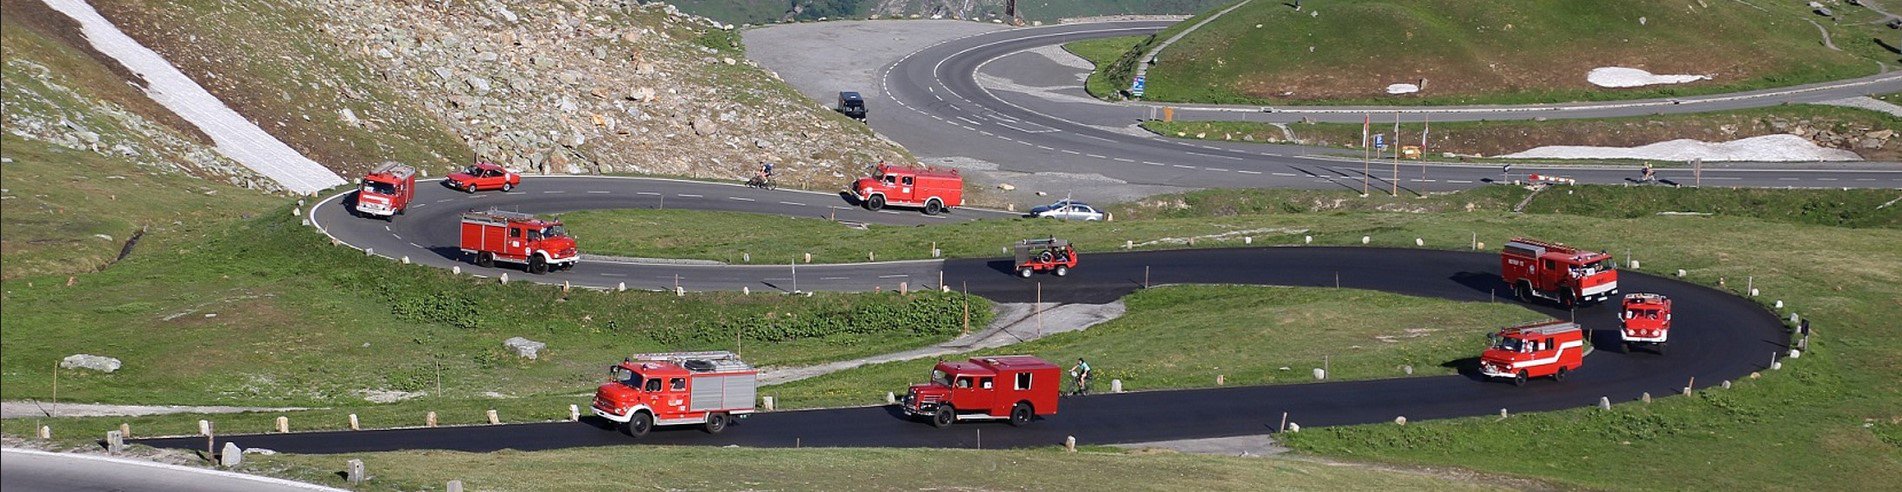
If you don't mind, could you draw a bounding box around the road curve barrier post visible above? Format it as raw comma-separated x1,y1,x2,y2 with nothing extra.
1305,235,1312,245
619,282,628,292
448,480,464,492
349,414,360,431
1395,416,1407,426
886,392,897,405
120,422,131,438
401,256,410,264
1641,392,1652,404
763,396,775,411
1287,422,1300,432
1598,397,1611,410
365,248,374,257
37,425,50,440
427,412,438,427
1361,236,1370,244
500,273,509,284
1111,379,1123,393
347,459,366,485
198,419,212,436
569,404,580,421
453,266,461,275
1499,408,1509,419
486,409,500,425
1216,374,1225,385
1065,436,1077,452
1313,368,1327,380
275,416,289,433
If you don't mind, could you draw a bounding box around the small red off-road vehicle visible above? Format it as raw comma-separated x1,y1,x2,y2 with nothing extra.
1013,238,1076,278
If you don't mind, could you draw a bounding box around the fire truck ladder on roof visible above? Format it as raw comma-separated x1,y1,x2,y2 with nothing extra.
628,351,753,372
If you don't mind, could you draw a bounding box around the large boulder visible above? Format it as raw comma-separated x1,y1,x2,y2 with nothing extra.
60,354,121,373
503,337,545,359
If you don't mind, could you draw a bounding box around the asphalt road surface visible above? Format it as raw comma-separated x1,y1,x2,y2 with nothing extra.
1,448,342,492
132,177,1789,453
791,20,1902,194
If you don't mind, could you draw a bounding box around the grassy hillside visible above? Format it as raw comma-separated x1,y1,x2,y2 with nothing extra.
1110,0,1893,105
0,205,988,408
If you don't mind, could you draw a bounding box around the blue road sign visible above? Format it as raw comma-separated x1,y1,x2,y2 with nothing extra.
1374,134,1386,150
1131,75,1147,97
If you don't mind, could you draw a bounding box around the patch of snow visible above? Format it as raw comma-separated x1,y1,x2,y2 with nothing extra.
359,389,425,403
41,0,345,194
1500,134,1860,162
1385,83,1419,94
1588,67,1710,88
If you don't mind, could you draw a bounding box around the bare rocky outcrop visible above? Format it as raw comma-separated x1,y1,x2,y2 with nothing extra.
303,0,913,187
59,354,122,373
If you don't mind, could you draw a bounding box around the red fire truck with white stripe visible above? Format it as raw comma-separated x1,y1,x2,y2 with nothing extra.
592,351,757,437
1501,238,1618,306
353,162,415,219
459,210,578,274
1479,320,1586,386
1618,293,1673,354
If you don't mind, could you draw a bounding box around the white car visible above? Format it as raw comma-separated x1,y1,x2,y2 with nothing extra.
1027,200,1105,221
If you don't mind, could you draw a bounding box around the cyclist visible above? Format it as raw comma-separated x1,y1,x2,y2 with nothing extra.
1069,358,1092,395
1639,162,1656,184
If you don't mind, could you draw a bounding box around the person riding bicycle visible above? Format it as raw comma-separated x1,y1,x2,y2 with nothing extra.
758,161,775,180
1069,358,1092,395
1639,162,1656,184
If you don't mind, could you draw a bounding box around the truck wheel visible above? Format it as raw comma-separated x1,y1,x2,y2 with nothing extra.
1513,371,1529,386
1656,342,1667,355
1560,290,1576,307
476,252,495,268
1554,366,1568,382
1620,341,1632,354
1515,283,1532,302
1054,265,1069,277
623,412,653,437
704,413,728,434
1019,268,1033,278
528,256,549,274
1008,403,1032,427
931,406,956,428
924,199,943,215
865,195,885,211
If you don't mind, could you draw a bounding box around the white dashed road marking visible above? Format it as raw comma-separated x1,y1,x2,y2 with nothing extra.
586,190,611,194
779,201,807,206
1173,164,1196,169
729,197,756,202
878,274,909,278
678,194,704,197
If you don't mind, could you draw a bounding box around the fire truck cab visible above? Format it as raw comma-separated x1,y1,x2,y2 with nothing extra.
354,162,415,219
1619,293,1673,354
850,162,964,215
459,210,579,274
1501,238,1618,307
1479,321,1586,386
591,351,757,437
903,355,1060,427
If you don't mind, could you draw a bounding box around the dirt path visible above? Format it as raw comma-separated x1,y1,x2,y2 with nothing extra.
758,301,1125,385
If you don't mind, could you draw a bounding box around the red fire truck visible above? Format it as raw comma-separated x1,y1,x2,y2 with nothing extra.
850,162,964,215
902,355,1060,427
459,210,578,274
353,162,415,219
1500,237,1619,306
592,351,757,437
1479,320,1586,385
1618,293,1673,354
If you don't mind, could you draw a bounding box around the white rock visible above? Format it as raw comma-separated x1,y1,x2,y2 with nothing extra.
60,354,122,373
504,336,546,359
1385,83,1419,94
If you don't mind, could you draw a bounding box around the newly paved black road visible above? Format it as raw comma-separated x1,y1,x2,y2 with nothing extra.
134,177,1789,453
873,21,1902,191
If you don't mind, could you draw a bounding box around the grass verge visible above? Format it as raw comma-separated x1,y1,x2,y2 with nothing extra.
1063,35,1147,99
1140,105,1902,161
239,445,1513,491
768,285,1544,409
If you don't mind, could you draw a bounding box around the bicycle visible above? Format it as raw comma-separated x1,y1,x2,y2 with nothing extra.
745,173,776,190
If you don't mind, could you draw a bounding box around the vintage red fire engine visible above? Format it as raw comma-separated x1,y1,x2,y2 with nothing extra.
1479,320,1586,385
444,162,520,193
1619,293,1673,354
353,162,415,219
1500,237,1619,306
592,351,757,437
902,355,1060,427
459,210,578,274
850,162,964,215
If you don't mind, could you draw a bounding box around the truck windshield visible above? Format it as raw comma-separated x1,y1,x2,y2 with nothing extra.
610,366,641,388
930,369,950,386
542,225,568,238
1493,337,1526,352
361,182,396,195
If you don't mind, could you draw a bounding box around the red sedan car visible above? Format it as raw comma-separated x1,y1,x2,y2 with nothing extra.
445,163,521,193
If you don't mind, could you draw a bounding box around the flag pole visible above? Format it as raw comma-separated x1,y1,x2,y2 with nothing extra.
1391,113,1400,196
1420,113,1430,195
1361,113,1370,196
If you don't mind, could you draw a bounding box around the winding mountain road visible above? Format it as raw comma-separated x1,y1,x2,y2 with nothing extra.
133,176,1789,454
